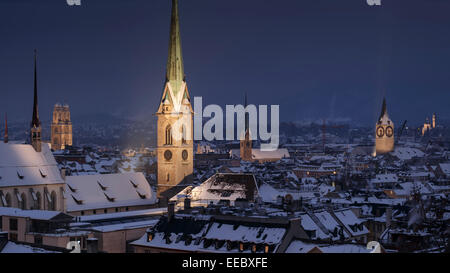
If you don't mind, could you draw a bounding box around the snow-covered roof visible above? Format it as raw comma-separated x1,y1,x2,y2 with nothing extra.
65,172,157,212
333,209,368,237
204,223,285,245
230,148,290,161
439,163,450,175
172,173,258,203
0,241,60,253
91,219,159,233
370,174,399,184
78,207,167,222
0,207,72,221
0,142,64,187
392,147,425,160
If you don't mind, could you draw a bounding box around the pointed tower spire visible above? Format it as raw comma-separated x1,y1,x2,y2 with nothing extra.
4,113,8,143
166,0,185,95
244,92,249,132
379,97,387,121
31,49,41,128
30,49,42,152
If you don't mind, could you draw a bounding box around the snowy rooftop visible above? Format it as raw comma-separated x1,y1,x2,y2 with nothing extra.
172,173,259,203
0,207,72,221
65,172,157,212
0,142,64,187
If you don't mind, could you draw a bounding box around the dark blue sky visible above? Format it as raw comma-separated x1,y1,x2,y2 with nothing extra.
0,0,449,126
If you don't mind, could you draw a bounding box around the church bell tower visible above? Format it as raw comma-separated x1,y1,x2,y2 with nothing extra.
375,98,394,155
240,93,252,161
156,0,193,200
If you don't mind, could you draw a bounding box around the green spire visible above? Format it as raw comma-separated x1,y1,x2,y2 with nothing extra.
166,0,184,95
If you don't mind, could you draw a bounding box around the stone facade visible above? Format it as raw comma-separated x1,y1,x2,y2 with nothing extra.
51,104,73,150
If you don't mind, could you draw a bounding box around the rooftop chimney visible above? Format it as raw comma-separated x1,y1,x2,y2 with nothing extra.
168,202,175,222
386,207,392,228
184,198,191,210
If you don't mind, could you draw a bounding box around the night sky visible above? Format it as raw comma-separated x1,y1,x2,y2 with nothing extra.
0,0,449,126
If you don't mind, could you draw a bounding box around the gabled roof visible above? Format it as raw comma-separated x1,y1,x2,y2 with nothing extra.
0,207,73,221
172,173,259,203
0,142,63,187
65,172,157,212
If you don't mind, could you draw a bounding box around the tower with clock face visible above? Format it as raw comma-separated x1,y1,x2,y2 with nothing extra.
375,98,395,155
156,0,193,200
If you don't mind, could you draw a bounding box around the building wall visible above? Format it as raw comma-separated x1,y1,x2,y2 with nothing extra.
51,105,73,150
375,123,395,155
67,204,157,217
96,226,148,253
0,184,66,212
157,96,193,199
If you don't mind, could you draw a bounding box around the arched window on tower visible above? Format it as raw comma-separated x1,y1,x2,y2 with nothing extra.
165,125,173,145
167,173,170,182
182,125,187,145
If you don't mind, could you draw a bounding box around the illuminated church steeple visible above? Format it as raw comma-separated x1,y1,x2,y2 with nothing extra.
156,0,193,200
30,50,42,152
375,98,394,155
240,93,252,161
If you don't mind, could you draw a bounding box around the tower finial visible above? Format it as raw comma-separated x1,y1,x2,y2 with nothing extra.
4,112,8,143
31,49,40,128
166,0,184,94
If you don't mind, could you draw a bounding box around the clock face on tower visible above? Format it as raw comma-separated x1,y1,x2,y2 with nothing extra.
376,126,385,138
386,126,394,137
182,150,188,161
164,150,172,161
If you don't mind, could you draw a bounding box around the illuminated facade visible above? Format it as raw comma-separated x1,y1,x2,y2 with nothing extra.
51,104,73,150
375,98,394,155
156,0,193,200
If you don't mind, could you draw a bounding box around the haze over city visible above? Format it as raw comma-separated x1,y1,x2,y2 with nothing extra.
1,0,449,126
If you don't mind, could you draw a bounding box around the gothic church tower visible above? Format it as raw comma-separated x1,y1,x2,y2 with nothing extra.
375,98,394,155
240,94,252,161
30,50,42,152
156,0,193,200
51,104,73,150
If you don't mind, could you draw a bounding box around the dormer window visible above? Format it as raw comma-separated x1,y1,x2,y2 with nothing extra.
129,180,138,188
17,171,24,180
104,192,115,202
39,169,47,178
97,181,107,191
67,184,77,193
136,189,147,199
71,195,83,205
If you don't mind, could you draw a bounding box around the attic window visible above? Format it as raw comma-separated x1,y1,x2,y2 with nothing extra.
136,189,146,199
71,195,83,205
129,180,138,188
67,184,77,193
39,169,47,178
17,171,24,180
97,181,107,191
104,192,115,202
